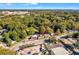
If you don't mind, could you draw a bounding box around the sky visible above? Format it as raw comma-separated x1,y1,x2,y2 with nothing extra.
0,3,79,9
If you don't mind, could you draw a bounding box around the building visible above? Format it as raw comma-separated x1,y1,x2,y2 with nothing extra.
47,43,70,55
61,39,73,45
68,38,77,44
18,45,40,55
1,11,29,15
51,47,70,55
29,35,38,40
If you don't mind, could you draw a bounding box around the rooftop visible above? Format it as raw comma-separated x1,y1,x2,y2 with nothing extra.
51,47,70,55
47,43,63,50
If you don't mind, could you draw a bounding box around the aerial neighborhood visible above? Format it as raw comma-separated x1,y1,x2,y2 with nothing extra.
0,10,79,55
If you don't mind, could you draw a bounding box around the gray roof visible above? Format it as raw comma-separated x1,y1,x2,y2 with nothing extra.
51,47,70,55
47,43,63,50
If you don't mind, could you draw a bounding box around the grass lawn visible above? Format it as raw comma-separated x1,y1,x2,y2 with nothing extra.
0,46,16,55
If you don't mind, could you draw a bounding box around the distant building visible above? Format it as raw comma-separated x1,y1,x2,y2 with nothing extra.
1,11,29,15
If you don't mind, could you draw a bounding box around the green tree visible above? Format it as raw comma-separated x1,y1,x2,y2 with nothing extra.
46,26,53,34
28,27,38,35
39,26,45,34
3,33,11,46
9,31,20,42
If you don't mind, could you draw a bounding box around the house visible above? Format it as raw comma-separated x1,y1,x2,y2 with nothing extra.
68,38,77,44
18,45,40,55
29,35,38,40
61,39,73,45
51,47,70,55
47,43,70,55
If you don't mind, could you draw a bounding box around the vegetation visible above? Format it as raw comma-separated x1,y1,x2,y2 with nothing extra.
72,32,79,38
0,10,79,46
41,44,49,55
0,46,16,55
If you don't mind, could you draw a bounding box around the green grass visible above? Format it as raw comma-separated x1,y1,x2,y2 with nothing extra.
0,46,16,55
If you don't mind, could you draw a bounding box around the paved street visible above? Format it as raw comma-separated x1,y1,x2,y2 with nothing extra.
10,37,44,51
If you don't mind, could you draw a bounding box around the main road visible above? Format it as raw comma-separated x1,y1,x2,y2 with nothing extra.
10,37,44,51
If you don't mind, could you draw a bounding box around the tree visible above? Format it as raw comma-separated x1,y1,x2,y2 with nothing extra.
59,23,67,33
56,29,61,34
45,26,53,34
49,36,57,44
42,19,50,26
3,33,11,46
19,30,27,39
9,31,20,42
39,26,45,34
26,27,38,35
75,23,79,30
72,32,79,38
0,26,2,30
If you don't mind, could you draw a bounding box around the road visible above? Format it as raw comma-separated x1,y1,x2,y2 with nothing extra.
10,37,44,51
10,31,78,51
